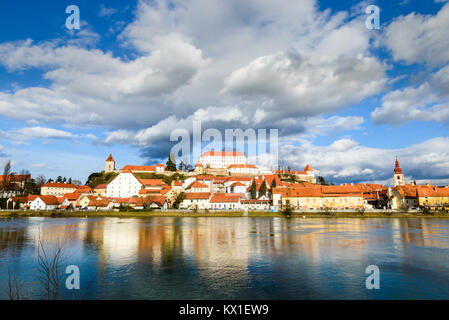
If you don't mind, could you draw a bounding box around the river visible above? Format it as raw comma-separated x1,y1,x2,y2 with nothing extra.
1,216,448,299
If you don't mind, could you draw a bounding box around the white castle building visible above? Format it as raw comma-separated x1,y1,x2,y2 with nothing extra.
198,151,247,169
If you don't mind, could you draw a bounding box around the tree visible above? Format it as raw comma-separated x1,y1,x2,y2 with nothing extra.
24,178,37,195
2,160,12,191
68,177,72,184
317,176,329,185
269,179,277,199
178,160,185,172
62,177,67,183
56,176,63,183
250,180,257,199
259,180,267,197
172,192,185,209
166,153,177,172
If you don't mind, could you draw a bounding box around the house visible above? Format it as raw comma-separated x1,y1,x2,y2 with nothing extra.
93,184,108,196
185,181,210,193
129,195,168,209
417,187,449,210
78,195,102,209
75,185,93,195
139,179,164,191
106,170,143,198
273,184,364,210
227,164,259,176
209,193,243,210
63,192,82,208
241,196,271,210
275,164,316,183
120,164,166,173
0,174,31,197
388,184,437,210
29,195,60,210
86,198,113,211
40,183,78,197
227,182,247,194
180,192,211,209
6,196,28,209
57,197,71,210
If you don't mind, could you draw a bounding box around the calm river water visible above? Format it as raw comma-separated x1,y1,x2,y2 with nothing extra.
1,216,449,299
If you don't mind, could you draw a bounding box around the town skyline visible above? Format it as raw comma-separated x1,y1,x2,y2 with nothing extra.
1,0,449,185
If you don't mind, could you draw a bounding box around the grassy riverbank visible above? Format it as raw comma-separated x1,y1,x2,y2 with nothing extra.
1,210,449,218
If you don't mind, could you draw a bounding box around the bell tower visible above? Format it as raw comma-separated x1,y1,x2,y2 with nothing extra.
105,154,115,173
393,157,405,187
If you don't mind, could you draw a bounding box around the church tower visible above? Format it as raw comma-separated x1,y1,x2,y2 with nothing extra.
393,158,405,187
105,154,115,173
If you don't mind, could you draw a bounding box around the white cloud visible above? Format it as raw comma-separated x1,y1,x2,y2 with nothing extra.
99,4,118,17
371,64,449,124
224,50,386,121
385,3,449,66
281,137,449,184
0,126,78,143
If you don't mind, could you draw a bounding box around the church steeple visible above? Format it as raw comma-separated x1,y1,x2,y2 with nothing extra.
105,154,116,173
393,157,405,186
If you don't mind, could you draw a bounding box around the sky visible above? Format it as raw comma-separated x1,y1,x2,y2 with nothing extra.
1,0,449,186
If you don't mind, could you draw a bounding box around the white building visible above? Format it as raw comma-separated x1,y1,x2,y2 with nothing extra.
185,181,210,193
227,164,259,175
180,193,211,209
106,170,143,198
199,151,247,169
30,196,60,210
209,194,243,210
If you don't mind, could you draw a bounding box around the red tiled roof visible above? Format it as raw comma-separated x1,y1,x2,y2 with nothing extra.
183,192,211,200
394,159,402,174
304,164,313,172
0,174,30,183
210,193,242,203
230,182,246,187
106,154,115,162
122,165,157,172
63,193,81,201
186,181,209,189
195,161,203,167
37,195,60,205
172,181,183,186
94,184,107,190
139,179,164,187
42,183,78,189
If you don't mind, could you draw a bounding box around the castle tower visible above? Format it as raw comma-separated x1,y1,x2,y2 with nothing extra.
105,154,115,173
393,158,405,187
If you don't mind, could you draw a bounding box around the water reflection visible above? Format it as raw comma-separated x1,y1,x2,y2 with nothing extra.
1,217,449,299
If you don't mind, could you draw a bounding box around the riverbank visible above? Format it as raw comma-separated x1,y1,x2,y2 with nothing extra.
1,210,448,218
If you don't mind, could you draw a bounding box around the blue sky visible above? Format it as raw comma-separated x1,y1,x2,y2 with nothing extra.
0,0,449,185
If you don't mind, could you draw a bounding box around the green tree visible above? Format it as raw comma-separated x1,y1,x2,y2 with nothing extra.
2,160,11,191
172,192,185,209
56,176,63,183
68,177,72,184
250,180,257,199
166,153,177,171
317,176,329,185
259,180,267,197
269,179,277,198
